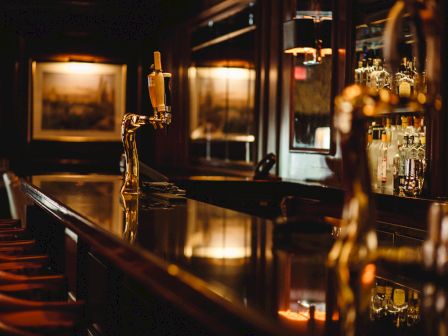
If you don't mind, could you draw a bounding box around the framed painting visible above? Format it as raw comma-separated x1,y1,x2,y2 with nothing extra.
31,61,126,141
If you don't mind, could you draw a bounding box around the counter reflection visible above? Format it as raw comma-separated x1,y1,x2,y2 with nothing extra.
31,174,123,236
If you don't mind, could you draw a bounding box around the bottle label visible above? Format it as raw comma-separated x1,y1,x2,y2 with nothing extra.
405,159,416,177
385,286,393,297
393,288,406,306
381,158,387,182
399,81,411,98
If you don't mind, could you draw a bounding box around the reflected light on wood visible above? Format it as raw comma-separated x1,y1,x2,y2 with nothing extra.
278,309,326,322
184,246,250,259
63,62,101,74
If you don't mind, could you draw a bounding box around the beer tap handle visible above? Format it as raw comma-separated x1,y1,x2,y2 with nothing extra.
153,51,166,113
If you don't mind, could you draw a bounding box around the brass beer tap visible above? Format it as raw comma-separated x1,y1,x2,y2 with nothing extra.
121,51,172,195
121,192,139,244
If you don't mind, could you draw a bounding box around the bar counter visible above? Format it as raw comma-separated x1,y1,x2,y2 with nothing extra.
20,173,429,336
21,173,326,336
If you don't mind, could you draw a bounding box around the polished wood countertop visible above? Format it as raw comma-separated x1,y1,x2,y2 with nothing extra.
21,173,430,335
22,173,330,336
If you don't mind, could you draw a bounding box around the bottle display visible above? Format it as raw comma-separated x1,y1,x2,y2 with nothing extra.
354,57,426,96
365,117,426,196
355,14,429,198
369,279,422,334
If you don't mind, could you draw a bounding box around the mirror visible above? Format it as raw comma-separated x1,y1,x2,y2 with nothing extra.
285,3,333,152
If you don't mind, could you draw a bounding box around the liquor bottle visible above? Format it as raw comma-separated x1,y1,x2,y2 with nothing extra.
366,126,374,180
370,59,391,91
417,135,426,193
406,60,415,96
369,59,380,89
370,283,386,321
365,58,374,88
384,286,400,326
396,135,409,194
392,288,408,328
394,58,405,95
403,136,419,196
384,117,392,143
418,134,426,166
377,131,389,189
401,116,409,136
393,152,401,194
406,290,420,327
396,58,414,98
355,61,364,85
391,118,402,195
368,122,381,188
391,116,404,153
405,116,415,137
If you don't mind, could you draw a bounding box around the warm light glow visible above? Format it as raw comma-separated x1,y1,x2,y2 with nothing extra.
64,62,100,74
361,263,376,285
285,48,332,57
284,47,316,55
190,131,255,142
184,202,252,260
214,67,252,80
278,309,326,322
417,92,427,104
188,66,254,80
167,264,180,276
278,310,308,322
321,48,332,56
363,104,375,116
314,127,330,149
184,246,250,259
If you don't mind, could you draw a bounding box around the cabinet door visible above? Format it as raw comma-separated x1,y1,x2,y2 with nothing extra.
188,1,258,167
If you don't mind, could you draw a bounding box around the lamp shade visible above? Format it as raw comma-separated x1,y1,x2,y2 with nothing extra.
320,19,332,49
283,18,316,53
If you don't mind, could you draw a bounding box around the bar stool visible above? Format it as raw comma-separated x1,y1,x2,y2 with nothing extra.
0,240,37,255
0,219,21,229
0,293,84,336
0,270,67,301
1,173,86,334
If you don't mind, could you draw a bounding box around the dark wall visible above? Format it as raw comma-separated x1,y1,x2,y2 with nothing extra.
0,1,200,175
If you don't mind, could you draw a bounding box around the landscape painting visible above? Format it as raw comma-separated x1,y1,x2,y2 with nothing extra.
32,61,126,141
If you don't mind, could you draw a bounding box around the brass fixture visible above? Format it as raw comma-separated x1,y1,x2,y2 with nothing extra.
121,193,139,244
121,51,172,195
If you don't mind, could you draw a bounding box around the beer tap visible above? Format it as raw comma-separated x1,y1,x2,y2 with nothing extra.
121,192,139,244
121,51,172,195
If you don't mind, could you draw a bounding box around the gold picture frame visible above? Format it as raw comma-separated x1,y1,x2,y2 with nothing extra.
31,61,126,142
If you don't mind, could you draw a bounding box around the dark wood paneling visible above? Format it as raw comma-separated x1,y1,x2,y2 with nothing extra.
0,1,201,174
26,204,66,272
86,251,118,335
